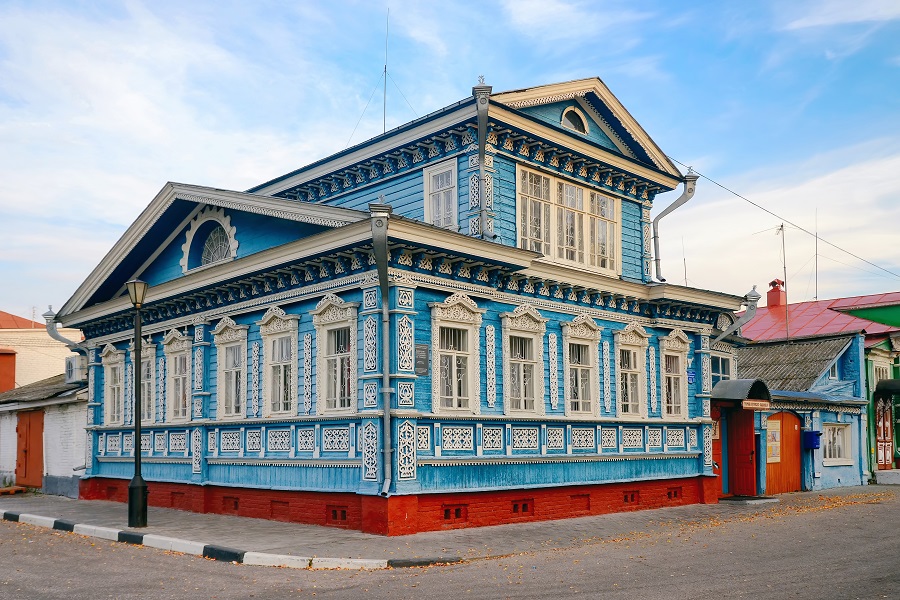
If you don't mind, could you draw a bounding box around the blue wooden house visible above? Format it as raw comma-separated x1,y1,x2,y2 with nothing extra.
50,79,755,534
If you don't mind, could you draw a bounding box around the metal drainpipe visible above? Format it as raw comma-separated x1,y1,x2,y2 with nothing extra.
472,82,495,240
43,307,85,350
369,200,394,496
713,286,761,344
652,170,699,282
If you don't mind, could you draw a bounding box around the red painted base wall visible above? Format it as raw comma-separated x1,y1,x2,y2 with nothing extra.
81,476,719,536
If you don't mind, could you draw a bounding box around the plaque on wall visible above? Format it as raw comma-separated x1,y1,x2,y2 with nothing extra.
415,344,430,376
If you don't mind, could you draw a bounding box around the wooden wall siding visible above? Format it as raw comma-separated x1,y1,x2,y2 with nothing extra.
518,101,620,152
620,200,644,281
492,155,518,247
765,412,802,495
320,168,425,219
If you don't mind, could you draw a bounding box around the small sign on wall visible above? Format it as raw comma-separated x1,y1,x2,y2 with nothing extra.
767,418,781,463
686,369,695,384
415,344,430,376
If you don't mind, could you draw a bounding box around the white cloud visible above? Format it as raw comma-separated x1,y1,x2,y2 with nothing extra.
499,0,652,48
782,0,900,29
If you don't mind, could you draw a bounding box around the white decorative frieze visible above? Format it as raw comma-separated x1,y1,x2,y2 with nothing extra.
600,427,617,449
398,381,414,407
648,428,662,447
649,346,658,413
297,429,315,451
169,431,187,452
364,316,377,372
220,431,241,452
689,428,698,448
123,433,133,453
398,316,414,371
572,428,595,449
667,428,685,448
397,421,416,480
704,427,713,465
417,425,431,451
191,429,202,473
267,429,292,452
547,428,564,450
483,427,504,450
364,382,378,408
442,426,474,451
303,334,312,414
549,333,559,410
246,429,261,452
512,427,539,449
363,422,379,481
140,433,150,453
322,427,350,451
486,325,496,408
397,288,414,308
363,289,378,309
193,347,203,391
251,342,260,417
622,428,643,449
207,431,217,453
154,432,166,452
157,357,165,422
602,341,611,412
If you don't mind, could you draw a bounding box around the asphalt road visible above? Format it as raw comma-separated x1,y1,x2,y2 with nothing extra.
1,490,897,599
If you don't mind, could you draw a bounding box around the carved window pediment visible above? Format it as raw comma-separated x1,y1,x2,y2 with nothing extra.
257,305,301,335
563,313,603,341
428,293,485,325
212,316,249,343
500,304,547,333
662,329,690,353
615,322,649,347
310,294,360,326
100,343,124,361
162,330,191,353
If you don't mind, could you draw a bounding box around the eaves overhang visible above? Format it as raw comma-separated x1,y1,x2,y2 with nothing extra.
647,282,745,312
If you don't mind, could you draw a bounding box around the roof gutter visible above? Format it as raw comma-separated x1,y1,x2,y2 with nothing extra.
652,170,699,282
369,200,394,497
713,286,762,343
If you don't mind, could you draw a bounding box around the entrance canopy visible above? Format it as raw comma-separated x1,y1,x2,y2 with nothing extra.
874,379,900,401
711,378,771,401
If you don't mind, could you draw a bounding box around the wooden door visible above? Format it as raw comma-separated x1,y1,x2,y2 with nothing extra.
765,412,802,494
728,408,756,496
876,399,894,470
15,410,44,488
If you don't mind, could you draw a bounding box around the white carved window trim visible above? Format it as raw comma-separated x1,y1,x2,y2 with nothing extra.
101,344,125,426
129,341,156,425
162,330,192,423
311,295,359,416
212,317,249,421
516,164,620,276
662,329,690,420
823,422,853,466
423,158,458,230
429,293,485,415
179,206,238,274
563,315,602,418
615,322,649,420
258,306,301,418
501,305,546,415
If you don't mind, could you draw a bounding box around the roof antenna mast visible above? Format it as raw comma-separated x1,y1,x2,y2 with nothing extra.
383,8,389,134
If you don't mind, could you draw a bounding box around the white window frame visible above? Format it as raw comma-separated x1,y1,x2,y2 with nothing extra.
129,340,156,425
429,293,485,415
257,306,301,418
212,316,248,420
823,423,853,466
423,158,458,230
710,352,733,387
828,362,839,380
563,314,602,418
662,329,690,420
517,165,620,276
615,322,649,419
101,344,125,426
162,330,192,423
561,106,590,135
311,295,358,416
501,305,547,415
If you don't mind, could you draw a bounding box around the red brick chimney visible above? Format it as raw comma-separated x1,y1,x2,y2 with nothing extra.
0,348,15,393
767,279,786,307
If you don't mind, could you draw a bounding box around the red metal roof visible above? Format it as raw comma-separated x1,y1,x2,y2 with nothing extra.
742,293,900,342
0,310,44,329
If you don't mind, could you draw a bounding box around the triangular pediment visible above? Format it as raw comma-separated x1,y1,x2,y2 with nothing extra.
57,182,367,319
491,78,681,179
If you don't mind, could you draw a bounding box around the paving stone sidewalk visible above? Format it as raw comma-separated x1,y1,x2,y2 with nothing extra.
0,485,892,569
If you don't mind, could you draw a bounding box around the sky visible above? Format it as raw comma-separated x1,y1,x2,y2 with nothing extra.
1,0,900,321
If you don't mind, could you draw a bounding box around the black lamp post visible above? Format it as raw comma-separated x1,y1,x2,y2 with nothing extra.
126,279,149,528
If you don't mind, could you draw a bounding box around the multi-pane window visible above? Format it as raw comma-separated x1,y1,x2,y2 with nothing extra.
424,161,457,229
829,363,839,379
619,348,641,416
568,343,592,413
518,166,617,273
325,327,352,410
823,424,851,465
664,354,685,417
222,344,243,416
509,336,536,411
107,364,123,424
439,326,469,410
711,355,732,386
519,169,551,255
269,335,293,414
170,352,190,420
140,359,153,422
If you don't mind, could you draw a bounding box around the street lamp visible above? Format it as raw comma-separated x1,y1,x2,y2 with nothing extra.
126,279,149,527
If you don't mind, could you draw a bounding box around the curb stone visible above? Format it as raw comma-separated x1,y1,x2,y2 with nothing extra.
0,510,452,570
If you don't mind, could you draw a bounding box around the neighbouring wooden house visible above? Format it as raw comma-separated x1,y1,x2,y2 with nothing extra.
48,78,762,534
739,281,900,492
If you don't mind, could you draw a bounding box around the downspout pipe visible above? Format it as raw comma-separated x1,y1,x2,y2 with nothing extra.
43,306,85,352
472,81,496,240
713,286,761,344
369,200,394,497
652,170,699,282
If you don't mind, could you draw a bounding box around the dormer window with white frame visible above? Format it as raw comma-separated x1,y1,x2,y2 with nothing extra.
311,295,359,415
615,322,649,419
563,314,602,417
501,305,547,415
517,165,619,275
162,330,192,423
662,329,690,420
258,306,300,417
561,106,589,135
423,158,458,230
212,316,249,420
429,293,485,415
101,344,125,426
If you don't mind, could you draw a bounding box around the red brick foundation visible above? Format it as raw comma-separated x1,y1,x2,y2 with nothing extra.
81,476,719,536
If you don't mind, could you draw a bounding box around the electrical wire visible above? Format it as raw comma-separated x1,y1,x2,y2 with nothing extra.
345,75,384,149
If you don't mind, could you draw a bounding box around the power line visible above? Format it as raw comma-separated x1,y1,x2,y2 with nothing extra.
667,156,900,280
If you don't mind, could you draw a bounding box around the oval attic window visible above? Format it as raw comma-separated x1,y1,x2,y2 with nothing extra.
201,225,231,265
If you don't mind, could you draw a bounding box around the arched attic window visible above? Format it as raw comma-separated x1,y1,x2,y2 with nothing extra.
180,206,238,273
562,107,588,135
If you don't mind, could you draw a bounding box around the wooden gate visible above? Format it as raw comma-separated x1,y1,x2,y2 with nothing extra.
876,399,894,470
15,410,44,488
765,412,801,494
728,408,756,496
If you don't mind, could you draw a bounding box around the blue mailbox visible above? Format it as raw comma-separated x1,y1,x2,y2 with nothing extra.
803,430,822,450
